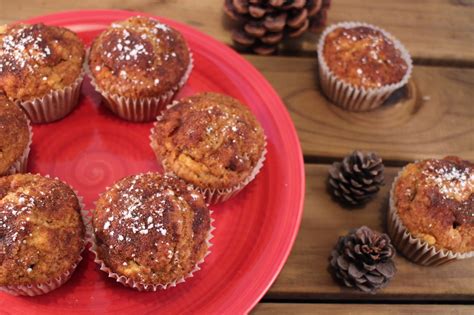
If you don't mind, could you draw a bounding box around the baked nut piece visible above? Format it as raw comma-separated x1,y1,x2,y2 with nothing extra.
323,26,408,89
317,22,412,111
0,174,85,296
0,23,85,123
388,156,473,265
92,173,211,291
88,16,192,122
0,96,31,176
150,92,266,203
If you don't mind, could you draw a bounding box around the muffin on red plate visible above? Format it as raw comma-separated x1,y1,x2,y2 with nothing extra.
150,92,266,204
0,174,85,296
88,16,192,122
0,96,31,176
0,23,85,123
91,173,212,291
388,156,473,266
317,22,412,111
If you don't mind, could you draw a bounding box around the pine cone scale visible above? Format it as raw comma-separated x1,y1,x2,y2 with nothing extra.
328,151,385,205
330,226,397,293
224,0,330,54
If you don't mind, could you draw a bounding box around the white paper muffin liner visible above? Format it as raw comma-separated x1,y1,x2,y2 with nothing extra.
0,177,87,296
16,71,85,124
317,21,413,111
87,206,214,292
4,117,32,176
388,168,474,266
150,101,267,205
87,52,193,122
195,147,266,205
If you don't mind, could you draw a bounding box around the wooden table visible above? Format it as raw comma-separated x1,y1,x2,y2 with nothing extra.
3,1,473,314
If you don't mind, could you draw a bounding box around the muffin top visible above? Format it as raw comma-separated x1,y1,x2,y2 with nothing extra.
88,16,191,98
0,174,84,286
322,26,409,89
0,96,30,176
151,92,266,190
0,23,85,101
93,173,210,286
394,157,473,253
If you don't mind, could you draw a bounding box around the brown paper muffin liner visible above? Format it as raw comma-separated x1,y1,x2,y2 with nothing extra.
88,53,193,122
5,117,32,176
387,168,474,266
87,208,214,292
317,21,413,111
17,71,85,124
0,179,87,296
150,101,267,204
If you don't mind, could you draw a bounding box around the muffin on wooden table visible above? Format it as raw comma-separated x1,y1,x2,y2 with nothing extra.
0,96,31,176
91,173,212,291
150,92,266,204
88,16,192,122
317,22,412,111
0,23,85,123
0,174,85,296
388,156,473,266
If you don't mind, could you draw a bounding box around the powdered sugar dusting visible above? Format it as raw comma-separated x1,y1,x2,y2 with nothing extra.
0,25,52,74
0,192,38,250
423,161,473,202
102,175,194,245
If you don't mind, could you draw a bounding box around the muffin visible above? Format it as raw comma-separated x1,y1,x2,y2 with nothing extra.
0,23,85,123
317,22,412,111
150,92,266,204
88,16,192,122
91,173,212,291
0,174,85,296
388,156,473,266
0,96,31,176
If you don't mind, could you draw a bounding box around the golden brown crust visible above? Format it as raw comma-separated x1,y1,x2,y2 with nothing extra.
323,26,408,89
88,16,190,98
150,92,266,190
0,96,29,175
0,174,84,286
394,157,473,253
0,23,85,101
93,173,210,285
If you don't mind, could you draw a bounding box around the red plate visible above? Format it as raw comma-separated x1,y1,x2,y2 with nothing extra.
1,10,305,314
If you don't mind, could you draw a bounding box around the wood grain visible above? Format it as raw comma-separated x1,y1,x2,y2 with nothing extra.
1,0,473,65
253,303,474,315
248,55,474,163
265,164,474,301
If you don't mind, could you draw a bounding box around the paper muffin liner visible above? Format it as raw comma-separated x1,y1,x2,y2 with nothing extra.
5,117,32,176
0,178,87,296
195,146,266,205
88,206,214,292
387,168,474,266
87,52,193,123
16,71,85,124
316,21,413,111
150,101,267,205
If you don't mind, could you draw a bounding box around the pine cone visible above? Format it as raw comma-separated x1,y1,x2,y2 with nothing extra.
328,151,384,205
223,0,331,55
330,226,396,293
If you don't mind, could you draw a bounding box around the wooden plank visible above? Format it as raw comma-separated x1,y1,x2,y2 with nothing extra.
252,303,474,315
265,164,474,301
1,1,473,65
248,55,474,162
